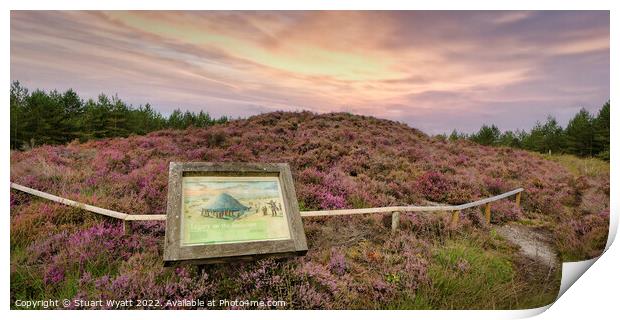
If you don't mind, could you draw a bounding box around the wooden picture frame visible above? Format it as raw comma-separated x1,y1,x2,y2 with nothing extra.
163,162,308,265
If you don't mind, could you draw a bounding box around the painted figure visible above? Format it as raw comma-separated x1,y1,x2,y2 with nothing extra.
267,200,279,216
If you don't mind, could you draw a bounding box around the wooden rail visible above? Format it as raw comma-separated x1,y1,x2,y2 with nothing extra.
300,188,523,216
10,182,524,235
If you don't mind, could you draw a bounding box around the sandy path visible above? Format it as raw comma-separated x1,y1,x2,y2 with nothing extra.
495,224,558,269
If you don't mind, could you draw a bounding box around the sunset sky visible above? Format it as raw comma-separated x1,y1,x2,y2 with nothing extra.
10,11,609,134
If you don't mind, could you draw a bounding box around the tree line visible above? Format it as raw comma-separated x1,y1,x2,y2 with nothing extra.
10,81,228,150
447,101,610,160
10,81,610,160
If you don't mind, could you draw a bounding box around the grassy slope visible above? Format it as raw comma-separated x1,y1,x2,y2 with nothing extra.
10,112,608,309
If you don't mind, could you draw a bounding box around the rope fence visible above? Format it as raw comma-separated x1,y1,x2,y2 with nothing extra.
10,182,524,235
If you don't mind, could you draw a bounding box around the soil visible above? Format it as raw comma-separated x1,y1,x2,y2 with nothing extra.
496,223,559,269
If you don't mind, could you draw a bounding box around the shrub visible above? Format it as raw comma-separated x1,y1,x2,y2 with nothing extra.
415,171,451,203
10,111,608,308
489,200,522,224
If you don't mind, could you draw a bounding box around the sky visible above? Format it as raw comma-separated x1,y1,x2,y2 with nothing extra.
183,177,281,200
10,11,609,134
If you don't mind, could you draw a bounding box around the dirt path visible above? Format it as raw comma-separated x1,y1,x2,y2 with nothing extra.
425,199,560,269
495,224,559,269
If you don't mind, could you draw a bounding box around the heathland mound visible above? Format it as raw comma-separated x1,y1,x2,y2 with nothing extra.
10,111,609,309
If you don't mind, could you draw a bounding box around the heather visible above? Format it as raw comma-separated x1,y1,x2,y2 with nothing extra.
10,111,609,309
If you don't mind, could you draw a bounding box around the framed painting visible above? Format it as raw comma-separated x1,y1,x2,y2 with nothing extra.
163,162,308,265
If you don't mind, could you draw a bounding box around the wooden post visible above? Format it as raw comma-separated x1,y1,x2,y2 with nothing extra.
391,211,400,234
451,211,460,227
123,220,132,235
485,203,491,224
515,192,522,207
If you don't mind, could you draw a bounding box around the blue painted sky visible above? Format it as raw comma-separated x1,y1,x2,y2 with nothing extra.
183,178,280,200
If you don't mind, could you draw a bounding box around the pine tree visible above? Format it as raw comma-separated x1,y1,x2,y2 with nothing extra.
593,101,610,160
497,130,521,148
565,108,594,157
470,124,500,146
9,82,229,149
10,81,28,149
523,116,565,154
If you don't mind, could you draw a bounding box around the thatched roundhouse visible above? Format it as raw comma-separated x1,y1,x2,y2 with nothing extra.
201,192,250,220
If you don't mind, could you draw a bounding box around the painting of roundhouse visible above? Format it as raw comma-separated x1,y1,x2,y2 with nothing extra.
201,192,250,220
181,176,291,245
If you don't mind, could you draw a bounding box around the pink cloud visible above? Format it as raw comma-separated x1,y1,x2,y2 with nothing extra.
10,11,609,133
